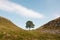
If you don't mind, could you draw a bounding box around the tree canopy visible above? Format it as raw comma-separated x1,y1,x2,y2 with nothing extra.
25,21,35,30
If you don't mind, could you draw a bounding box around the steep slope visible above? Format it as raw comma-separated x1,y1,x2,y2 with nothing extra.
0,16,25,40
0,16,23,32
37,17,60,34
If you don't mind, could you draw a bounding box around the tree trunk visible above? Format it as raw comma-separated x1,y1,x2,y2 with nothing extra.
29,28,30,30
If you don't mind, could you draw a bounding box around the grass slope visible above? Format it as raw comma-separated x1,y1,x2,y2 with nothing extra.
0,16,60,40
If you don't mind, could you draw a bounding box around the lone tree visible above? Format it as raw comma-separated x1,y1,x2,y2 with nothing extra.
25,21,35,30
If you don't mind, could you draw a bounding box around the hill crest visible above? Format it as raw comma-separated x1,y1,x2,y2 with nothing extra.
0,16,23,32
37,17,60,34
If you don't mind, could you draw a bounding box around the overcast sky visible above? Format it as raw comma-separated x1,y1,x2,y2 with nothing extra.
0,0,60,29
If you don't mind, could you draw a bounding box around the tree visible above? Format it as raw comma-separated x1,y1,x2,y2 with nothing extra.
25,21,35,30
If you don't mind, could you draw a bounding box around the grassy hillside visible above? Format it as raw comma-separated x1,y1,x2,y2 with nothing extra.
0,16,60,40
37,17,60,34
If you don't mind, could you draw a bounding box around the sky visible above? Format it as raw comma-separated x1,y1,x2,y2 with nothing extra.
0,0,60,30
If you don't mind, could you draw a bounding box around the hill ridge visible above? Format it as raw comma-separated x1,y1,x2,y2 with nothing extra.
37,17,60,34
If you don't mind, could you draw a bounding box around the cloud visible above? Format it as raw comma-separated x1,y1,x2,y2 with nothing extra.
0,0,44,18
52,12,60,18
54,14,60,18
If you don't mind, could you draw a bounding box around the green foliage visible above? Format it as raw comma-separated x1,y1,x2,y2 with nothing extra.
25,21,35,30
